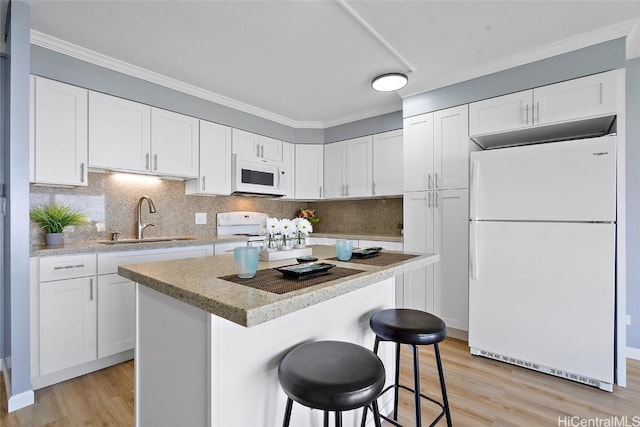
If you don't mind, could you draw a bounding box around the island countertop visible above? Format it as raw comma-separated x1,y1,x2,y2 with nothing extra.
118,245,438,327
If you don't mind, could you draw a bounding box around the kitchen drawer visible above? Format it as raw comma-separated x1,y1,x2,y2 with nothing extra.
40,254,97,282
214,241,247,256
98,245,213,275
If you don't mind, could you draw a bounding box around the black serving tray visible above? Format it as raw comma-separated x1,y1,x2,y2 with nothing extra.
275,262,335,280
352,247,383,259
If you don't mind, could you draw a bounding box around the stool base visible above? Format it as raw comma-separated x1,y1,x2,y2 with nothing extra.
361,339,452,427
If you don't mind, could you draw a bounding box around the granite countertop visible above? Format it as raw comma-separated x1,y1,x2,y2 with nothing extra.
312,233,403,242
30,236,246,257
118,245,437,328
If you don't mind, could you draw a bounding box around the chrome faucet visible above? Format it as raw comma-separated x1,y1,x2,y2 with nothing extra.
137,196,157,239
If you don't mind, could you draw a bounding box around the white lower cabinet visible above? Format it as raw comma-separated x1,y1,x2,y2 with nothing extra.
32,245,214,388
402,189,469,331
40,276,97,376
97,274,135,358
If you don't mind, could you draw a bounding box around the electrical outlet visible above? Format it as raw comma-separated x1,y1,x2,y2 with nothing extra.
195,213,207,225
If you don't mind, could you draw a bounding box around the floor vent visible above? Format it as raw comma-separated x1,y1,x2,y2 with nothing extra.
470,347,612,391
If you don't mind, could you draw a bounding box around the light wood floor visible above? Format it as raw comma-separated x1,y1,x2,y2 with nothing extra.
1,339,638,426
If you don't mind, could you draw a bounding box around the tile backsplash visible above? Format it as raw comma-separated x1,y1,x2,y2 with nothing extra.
29,173,403,245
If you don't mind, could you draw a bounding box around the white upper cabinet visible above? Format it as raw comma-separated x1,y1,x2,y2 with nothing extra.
31,77,88,186
324,136,373,199
280,141,295,198
323,141,346,199
295,144,324,199
185,120,232,195
404,105,470,192
232,129,282,162
150,108,199,178
469,70,620,137
373,129,403,196
434,105,470,190
89,91,151,173
403,113,433,192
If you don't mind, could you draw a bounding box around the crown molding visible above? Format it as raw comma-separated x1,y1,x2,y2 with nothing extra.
323,102,402,128
401,19,638,99
30,30,325,129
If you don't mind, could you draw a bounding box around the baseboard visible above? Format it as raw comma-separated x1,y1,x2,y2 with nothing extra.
2,358,35,412
627,346,640,361
446,327,468,342
31,349,134,390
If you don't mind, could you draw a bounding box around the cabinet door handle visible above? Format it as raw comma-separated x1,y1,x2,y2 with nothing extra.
535,102,540,123
261,145,264,158
145,153,150,170
525,104,529,125
319,186,323,198
428,192,432,208
434,172,439,189
201,176,206,191
89,278,94,301
372,182,376,195
435,191,439,208
346,185,349,196
256,144,260,157
80,163,85,183
154,154,158,171
428,173,432,189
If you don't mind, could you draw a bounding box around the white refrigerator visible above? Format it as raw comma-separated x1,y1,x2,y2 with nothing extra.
468,135,616,391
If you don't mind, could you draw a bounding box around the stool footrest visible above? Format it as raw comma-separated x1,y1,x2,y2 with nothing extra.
377,383,446,427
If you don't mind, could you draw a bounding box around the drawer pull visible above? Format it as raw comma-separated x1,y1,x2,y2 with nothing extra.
54,264,84,270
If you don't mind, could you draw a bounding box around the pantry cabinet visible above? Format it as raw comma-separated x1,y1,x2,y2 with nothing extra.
403,105,469,192
88,91,151,173
31,76,88,186
324,136,373,199
295,144,324,199
373,129,403,196
469,70,619,137
402,189,469,331
232,128,283,162
185,120,232,195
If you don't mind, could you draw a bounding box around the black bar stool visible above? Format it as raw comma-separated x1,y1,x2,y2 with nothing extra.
278,340,385,427
361,308,452,427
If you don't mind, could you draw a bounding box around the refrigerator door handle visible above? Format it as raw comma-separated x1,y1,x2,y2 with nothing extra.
470,221,478,279
470,160,480,220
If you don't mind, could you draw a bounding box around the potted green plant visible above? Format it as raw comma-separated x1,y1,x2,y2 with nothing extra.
29,203,88,246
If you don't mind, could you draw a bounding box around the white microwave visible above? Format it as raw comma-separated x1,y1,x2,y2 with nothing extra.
232,155,286,197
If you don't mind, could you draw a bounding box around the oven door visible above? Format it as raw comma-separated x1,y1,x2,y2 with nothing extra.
232,155,285,197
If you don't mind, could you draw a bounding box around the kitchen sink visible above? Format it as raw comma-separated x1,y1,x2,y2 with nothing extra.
97,236,198,245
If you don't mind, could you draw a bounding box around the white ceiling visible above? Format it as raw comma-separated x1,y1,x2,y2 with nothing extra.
27,1,640,128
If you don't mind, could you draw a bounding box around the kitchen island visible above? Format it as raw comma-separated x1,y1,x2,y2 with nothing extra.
118,245,437,427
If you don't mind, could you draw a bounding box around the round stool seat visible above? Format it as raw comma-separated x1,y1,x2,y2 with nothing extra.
370,308,447,345
278,340,385,411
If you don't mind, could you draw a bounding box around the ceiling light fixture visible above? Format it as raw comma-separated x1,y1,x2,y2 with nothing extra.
371,73,408,92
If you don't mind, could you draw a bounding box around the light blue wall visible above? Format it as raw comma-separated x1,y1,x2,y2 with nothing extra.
31,45,327,144
5,0,32,396
626,58,640,349
324,110,403,143
404,38,626,118
0,53,5,362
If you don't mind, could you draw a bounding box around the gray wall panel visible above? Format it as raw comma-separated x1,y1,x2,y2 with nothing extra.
324,110,402,143
6,0,32,396
31,45,305,143
294,127,325,144
404,38,626,118
626,58,640,349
